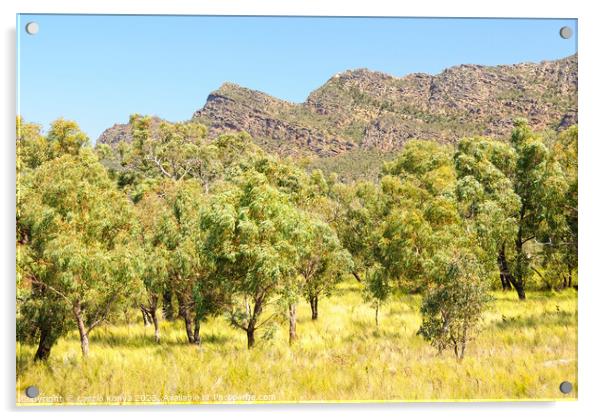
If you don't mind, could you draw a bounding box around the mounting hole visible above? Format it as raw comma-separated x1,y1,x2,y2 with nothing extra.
559,26,573,39
25,22,39,35
559,381,573,394
25,385,40,398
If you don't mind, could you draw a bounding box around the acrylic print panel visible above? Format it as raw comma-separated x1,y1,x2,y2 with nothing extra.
16,14,578,405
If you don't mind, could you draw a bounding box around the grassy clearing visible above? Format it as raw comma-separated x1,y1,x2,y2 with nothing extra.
16,281,577,404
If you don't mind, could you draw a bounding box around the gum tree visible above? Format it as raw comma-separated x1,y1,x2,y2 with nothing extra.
538,125,578,288
138,179,225,345
17,118,97,360
201,171,305,348
297,219,353,321
331,181,390,324
418,247,492,360
18,151,142,357
454,136,521,292
380,140,493,358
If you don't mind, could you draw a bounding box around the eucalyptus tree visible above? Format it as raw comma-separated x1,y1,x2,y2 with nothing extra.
503,119,551,299
135,186,171,342
138,179,225,345
297,219,353,321
17,151,143,357
331,180,390,324
381,140,493,357
110,115,217,201
17,118,50,172
379,140,459,287
17,117,90,174
201,171,305,348
538,125,578,288
108,116,240,321
454,136,521,292
453,120,560,300
17,118,97,360
417,246,492,360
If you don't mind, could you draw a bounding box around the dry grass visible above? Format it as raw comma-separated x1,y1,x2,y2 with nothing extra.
16,281,577,404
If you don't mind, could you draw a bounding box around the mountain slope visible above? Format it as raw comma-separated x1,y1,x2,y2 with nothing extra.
98,54,577,161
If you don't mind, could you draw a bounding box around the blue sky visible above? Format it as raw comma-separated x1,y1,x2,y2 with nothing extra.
17,15,577,141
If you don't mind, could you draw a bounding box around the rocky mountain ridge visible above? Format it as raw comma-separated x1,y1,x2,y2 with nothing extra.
98,54,577,160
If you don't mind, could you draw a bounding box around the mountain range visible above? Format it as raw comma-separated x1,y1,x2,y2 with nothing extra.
98,54,577,178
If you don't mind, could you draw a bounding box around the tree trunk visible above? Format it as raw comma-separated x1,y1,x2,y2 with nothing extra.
498,247,526,300
73,304,89,357
513,215,528,300
510,279,526,300
177,291,197,344
247,294,265,349
34,323,54,361
183,313,195,344
193,319,201,345
141,306,151,326
288,303,297,345
309,295,318,320
151,308,160,343
246,324,256,349
375,303,380,327
499,272,511,291
497,249,512,291
163,288,174,321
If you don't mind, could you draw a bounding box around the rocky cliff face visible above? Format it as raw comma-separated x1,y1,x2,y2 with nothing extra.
193,83,356,157
99,54,577,159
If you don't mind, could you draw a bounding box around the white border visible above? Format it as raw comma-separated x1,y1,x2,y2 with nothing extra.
2,1,601,419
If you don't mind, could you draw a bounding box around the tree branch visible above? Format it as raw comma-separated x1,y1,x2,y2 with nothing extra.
87,295,118,333
29,278,72,304
146,156,173,179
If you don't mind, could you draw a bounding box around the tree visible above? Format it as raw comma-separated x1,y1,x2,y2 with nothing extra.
454,120,559,300
138,179,225,345
418,249,492,360
127,115,209,181
379,140,493,356
297,219,352,321
109,115,214,200
379,140,459,290
17,118,49,172
18,151,142,357
454,137,521,292
331,181,390,324
201,171,305,348
17,118,95,360
136,189,171,343
506,119,550,299
538,125,578,288
46,118,90,156
17,117,90,174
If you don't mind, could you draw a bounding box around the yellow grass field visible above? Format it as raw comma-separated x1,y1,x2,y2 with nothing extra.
16,281,577,405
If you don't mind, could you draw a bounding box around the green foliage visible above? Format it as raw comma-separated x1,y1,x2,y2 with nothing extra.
16,113,577,366
538,125,578,288
418,250,493,359
454,136,521,288
452,122,578,298
17,150,142,356
200,170,307,347
297,217,353,318
17,117,90,173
